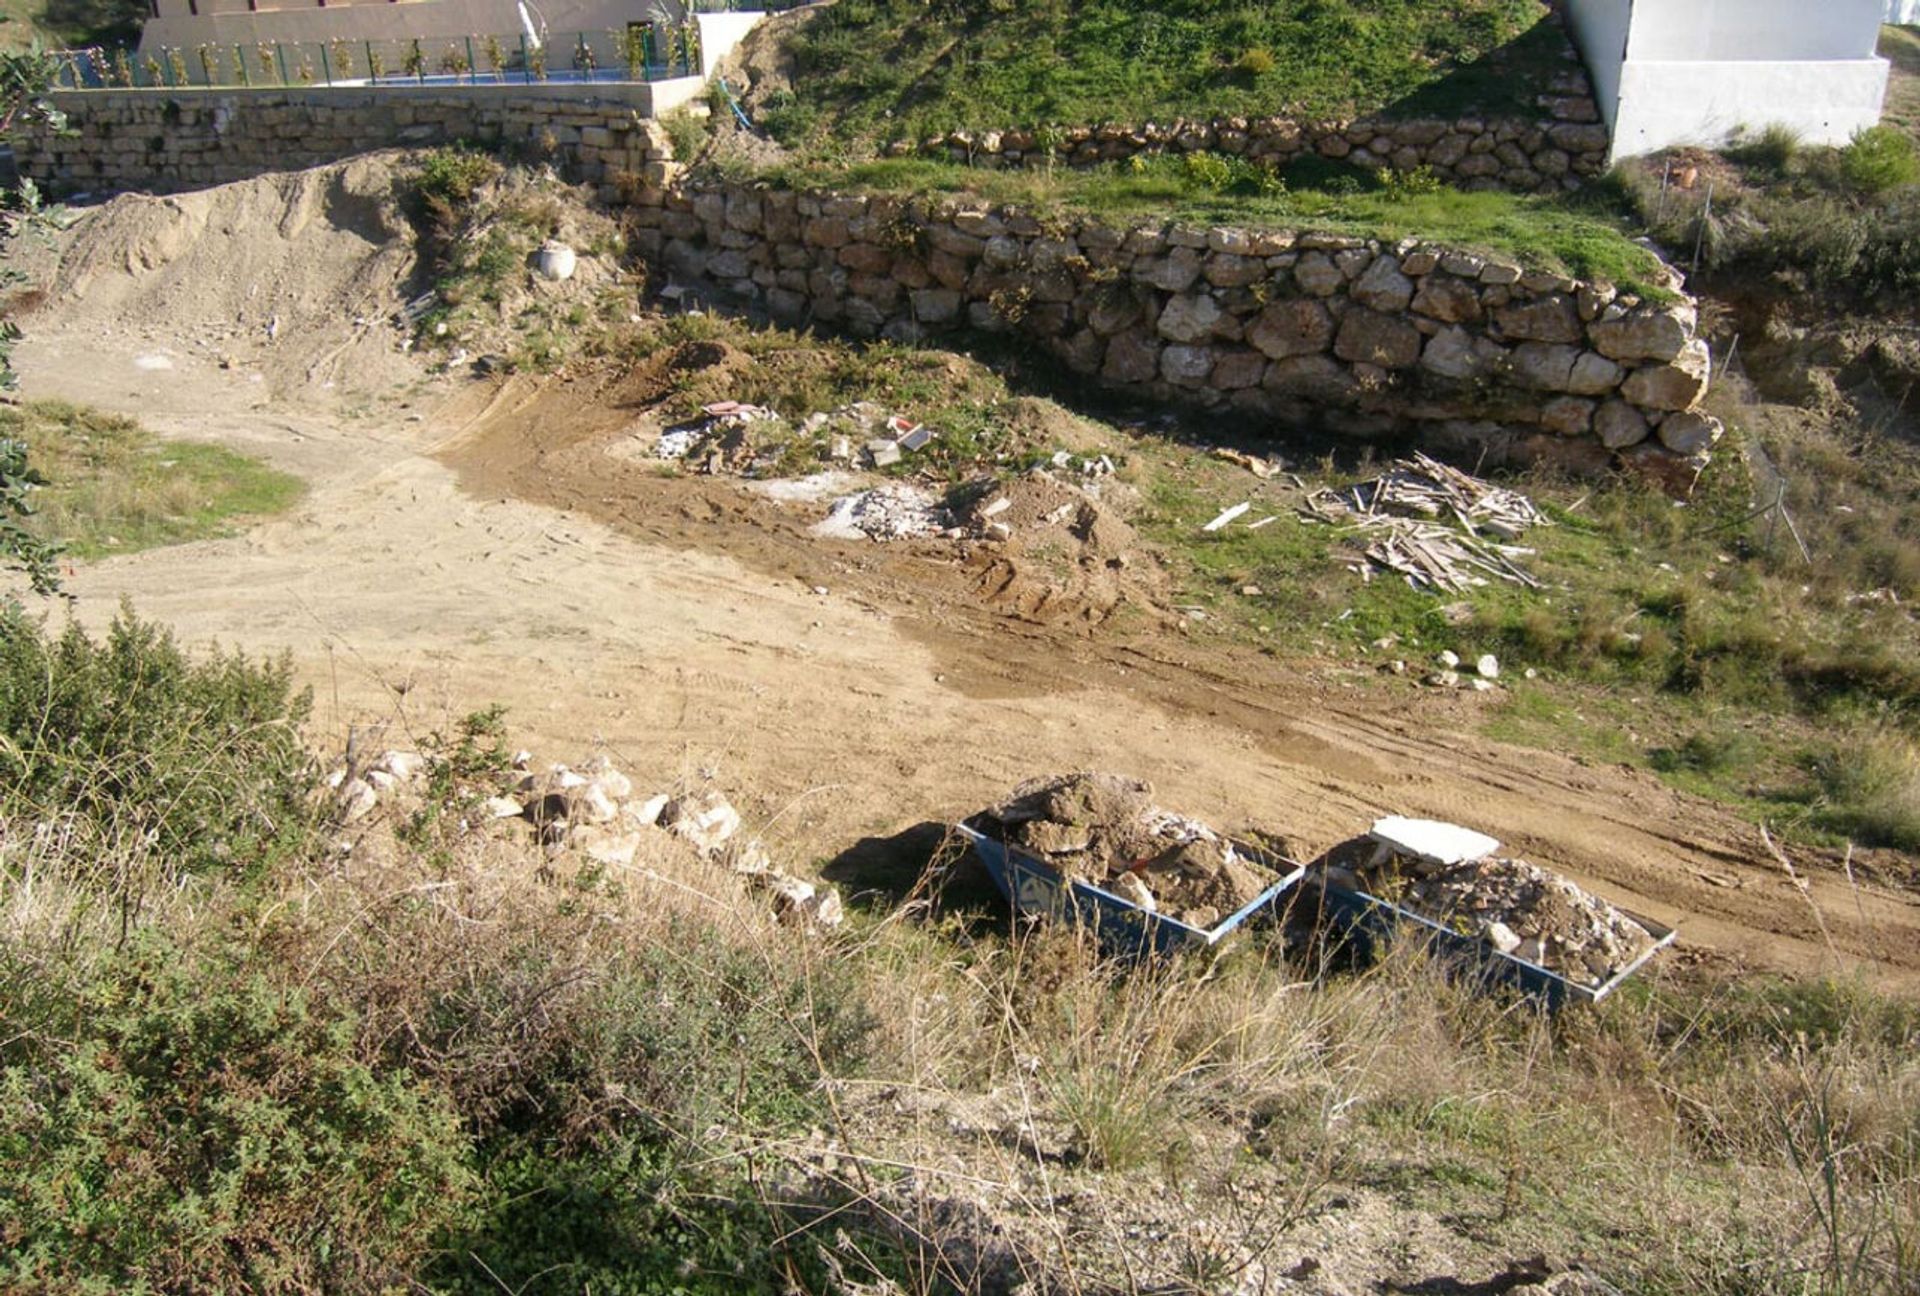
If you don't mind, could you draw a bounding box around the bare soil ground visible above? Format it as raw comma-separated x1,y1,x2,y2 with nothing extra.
12,159,1920,993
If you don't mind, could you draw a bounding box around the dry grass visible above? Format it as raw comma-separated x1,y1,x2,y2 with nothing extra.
1,654,1915,1292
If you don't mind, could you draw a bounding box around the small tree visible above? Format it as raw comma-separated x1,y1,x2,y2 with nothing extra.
0,51,65,594
402,38,426,80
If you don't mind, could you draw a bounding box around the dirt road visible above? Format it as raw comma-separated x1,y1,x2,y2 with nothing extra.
15,162,1918,990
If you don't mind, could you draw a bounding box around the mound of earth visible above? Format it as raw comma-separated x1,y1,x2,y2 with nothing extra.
976,772,1275,929
29,153,422,399
959,469,1162,629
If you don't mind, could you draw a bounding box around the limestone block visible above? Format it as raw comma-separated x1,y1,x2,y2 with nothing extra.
1157,292,1225,343
1493,294,1582,344
1593,399,1651,449
1620,339,1710,410
1350,255,1415,312
1246,298,1334,359
1334,308,1423,369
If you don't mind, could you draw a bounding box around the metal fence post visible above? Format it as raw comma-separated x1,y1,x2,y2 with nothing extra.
320,43,332,84
276,41,289,84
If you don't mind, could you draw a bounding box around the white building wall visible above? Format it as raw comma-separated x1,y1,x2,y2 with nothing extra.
1560,0,1632,131
1611,57,1891,155
1891,0,1920,23
694,10,762,79
1628,0,1884,61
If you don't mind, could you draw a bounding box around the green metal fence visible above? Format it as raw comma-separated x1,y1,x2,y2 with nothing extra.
53,26,702,92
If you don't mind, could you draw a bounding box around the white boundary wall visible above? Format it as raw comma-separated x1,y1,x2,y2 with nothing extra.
1564,0,1891,158
1611,58,1890,156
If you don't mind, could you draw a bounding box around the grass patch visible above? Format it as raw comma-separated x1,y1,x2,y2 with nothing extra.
3,399,301,559
0,0,144,50
764,154,1669,295
770,0,1567,145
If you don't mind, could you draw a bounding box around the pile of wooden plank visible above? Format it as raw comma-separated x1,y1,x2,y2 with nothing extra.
1300,454,1548,593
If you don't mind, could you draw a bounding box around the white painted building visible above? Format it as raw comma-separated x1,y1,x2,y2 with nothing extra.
1562,0,1891,158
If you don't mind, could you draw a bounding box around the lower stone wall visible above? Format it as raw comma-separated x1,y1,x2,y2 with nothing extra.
630,180,1721,480
15,86,683,193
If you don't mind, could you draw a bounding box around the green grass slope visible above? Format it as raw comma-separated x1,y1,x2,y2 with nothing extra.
765,0,1570,146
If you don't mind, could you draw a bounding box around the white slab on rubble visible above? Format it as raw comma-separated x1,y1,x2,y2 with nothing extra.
1367,816,1500,867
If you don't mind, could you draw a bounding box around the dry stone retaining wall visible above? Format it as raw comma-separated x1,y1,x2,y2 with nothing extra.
630,179,1719,479
891,93,1610,197
14,87,677,193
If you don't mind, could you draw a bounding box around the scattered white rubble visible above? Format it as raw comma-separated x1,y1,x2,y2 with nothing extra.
811,484,956,542
1203,502,1252,532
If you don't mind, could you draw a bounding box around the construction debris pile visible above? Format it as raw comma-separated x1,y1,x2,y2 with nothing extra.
655,400,939,475
1347,816,1656,988
975,772,1277,930
330,746,843,930
1300,453,1547,594
811,483,958,541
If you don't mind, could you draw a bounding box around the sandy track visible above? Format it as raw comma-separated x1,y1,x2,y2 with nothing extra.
17,320,1917,991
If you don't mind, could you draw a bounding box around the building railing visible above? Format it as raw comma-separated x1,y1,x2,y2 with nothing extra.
51,28,703,91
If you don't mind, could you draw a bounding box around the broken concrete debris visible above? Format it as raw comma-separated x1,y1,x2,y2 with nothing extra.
1203,502,1252,532
653,399,938,474
335,740,842,930
1346,817,1657,988
1301,452,1547,593
976,772,1279,930
812,484,957,541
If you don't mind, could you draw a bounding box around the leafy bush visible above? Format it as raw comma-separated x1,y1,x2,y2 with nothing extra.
0,605,316,888
1841,126,1920,196
414,144,500,206
0,934,475,1293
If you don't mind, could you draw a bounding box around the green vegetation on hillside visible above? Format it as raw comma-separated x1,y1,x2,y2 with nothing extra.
769,0,1568,146
1,400,303,559
1619,123,1920,307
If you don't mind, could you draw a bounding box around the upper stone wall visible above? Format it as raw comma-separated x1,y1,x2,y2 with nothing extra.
13,87,678,193
882,65,1608,196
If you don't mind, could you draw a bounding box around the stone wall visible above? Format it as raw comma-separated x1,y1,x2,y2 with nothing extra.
14,86,685,193
631,179,1720,480
883,67,1607,196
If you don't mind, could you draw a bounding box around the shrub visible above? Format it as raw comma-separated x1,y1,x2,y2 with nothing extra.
1808,734,1920,851
0,605,316,889
1234,46,1276,77
1727,122,1801,174
0,933,475,1293
414,145,499,206
1840,126,1920,196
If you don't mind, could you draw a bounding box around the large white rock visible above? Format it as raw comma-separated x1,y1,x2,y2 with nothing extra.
1367,816,1501,867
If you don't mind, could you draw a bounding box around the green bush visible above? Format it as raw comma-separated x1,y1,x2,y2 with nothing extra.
1840,125,1920,196
414,144,500,205
0,605,316,886
1234,46,1276,77
1726,122,1802,174
0,934,475,1293
427,927,878,1293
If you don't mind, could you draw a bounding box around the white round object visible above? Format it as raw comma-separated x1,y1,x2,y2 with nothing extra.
1476,653,1500,679
533,241,577,281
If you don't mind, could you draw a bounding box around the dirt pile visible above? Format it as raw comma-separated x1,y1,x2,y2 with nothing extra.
959,469,1163,628
33,153,422,399
978,772,1276,929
